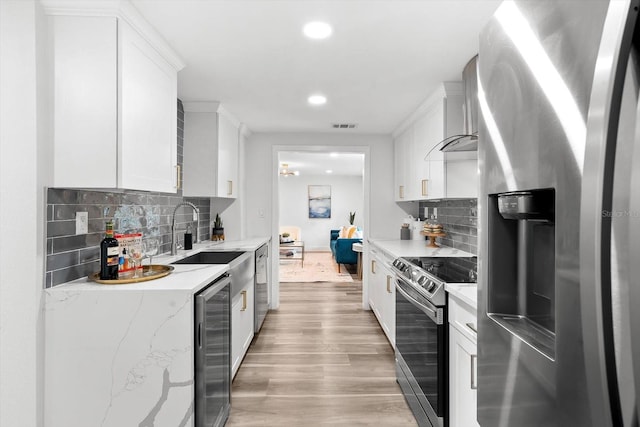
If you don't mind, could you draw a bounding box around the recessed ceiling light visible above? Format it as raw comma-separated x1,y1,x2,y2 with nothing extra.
303,21,332,39
330,152,338,157
308,94,327,105
326,169,333,174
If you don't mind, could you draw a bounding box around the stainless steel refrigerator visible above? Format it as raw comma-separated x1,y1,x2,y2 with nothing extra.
478,0,640,426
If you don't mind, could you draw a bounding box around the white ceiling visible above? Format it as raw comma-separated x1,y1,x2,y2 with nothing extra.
279,151,365,176
132,0,502,134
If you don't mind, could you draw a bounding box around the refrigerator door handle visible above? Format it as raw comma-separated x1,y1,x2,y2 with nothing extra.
470,354,477,390
630,94,640,427
581,1,640,426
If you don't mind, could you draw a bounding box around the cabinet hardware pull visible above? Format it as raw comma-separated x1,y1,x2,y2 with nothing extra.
471,354,477,390
465,322,477,334
421,179,428,196
227,180,233,196
399,185,404,199
175,165,181,190
241,290,247,311
371,260,376,274
386,275,392,293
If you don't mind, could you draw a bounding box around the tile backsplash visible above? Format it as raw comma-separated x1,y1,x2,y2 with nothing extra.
418,198,477,255
45,188,211,288
45,99,217,288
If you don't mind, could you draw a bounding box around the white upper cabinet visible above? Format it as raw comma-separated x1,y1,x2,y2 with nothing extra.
46,1,184,193
394,126,412,201
394,82,478,201
444,151,478,198
119,22,178,192
414,103,446,200
183,102,240,198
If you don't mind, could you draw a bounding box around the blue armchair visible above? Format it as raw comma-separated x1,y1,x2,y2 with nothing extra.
330,229,362,272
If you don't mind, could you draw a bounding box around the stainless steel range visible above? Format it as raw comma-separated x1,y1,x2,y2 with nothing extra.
392,256,476,427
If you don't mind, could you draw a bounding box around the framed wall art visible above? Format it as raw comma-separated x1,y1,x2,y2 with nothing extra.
308,185,331,218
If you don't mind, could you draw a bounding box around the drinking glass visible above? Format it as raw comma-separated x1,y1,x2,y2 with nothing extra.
143,238,160,266
130,247,144,278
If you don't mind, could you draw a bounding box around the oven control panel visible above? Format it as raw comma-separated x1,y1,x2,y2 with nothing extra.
415,273,441,295
393,257,446,306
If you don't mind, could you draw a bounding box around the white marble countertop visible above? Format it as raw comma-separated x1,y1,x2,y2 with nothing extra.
48,263,229,293
369,239,475,259
202,237,270,252
446,283,478,310
49,237,271,293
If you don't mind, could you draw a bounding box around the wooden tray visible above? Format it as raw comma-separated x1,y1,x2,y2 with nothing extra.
421,231,446,248
89,265,174,285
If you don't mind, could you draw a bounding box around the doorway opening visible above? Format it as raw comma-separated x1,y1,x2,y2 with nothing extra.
270,145,370,309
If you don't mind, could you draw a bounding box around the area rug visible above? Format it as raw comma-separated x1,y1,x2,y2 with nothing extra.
279,251,354,283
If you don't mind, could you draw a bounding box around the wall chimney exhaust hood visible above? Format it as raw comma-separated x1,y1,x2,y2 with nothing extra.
440,55,478,152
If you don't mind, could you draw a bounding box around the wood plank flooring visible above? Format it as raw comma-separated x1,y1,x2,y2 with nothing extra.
227,281,418,426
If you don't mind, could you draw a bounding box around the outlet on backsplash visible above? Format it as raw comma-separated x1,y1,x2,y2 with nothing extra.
75,212,88,235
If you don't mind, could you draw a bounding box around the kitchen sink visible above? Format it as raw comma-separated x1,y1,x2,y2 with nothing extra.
171,251,246,264
172,250,254,298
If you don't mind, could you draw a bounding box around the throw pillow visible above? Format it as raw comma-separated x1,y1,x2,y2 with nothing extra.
339,225,357,238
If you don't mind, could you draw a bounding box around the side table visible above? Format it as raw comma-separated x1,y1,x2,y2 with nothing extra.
352,242,363,280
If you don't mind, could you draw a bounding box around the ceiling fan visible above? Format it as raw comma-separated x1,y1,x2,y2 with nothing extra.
279,163,299,177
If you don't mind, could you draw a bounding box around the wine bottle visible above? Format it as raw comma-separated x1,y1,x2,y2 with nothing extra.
100,220,119,280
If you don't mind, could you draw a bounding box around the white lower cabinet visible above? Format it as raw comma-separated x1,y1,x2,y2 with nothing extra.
367,246,395,346
231,281,254,378
448,295,480,427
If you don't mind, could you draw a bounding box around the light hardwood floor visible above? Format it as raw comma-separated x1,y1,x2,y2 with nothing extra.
227,281,418,426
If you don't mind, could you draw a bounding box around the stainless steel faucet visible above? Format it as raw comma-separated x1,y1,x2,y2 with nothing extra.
171,201,200,255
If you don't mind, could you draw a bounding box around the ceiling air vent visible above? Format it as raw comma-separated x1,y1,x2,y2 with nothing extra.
331,123,358,129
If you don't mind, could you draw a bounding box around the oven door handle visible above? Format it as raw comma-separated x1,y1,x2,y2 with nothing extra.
395,279,440,323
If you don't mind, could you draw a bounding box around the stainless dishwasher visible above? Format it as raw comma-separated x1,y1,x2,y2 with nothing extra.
194,273,231,427
254,243,269,332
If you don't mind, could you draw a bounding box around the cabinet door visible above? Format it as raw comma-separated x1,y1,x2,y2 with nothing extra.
231,282,254,378
449,326,479,427
416,101,446,200
368,251,395,346
394,128,412,201
217,113,239,198
368,254,383,321
119,21,177,193
445,151,478,198
51,16,118,188
380,264,395,346
183,112,219,197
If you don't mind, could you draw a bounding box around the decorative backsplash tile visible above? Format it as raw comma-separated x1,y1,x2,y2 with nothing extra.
418,198,478,255
45,188,211,287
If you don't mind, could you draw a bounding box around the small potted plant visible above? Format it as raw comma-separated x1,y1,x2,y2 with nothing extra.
212,213,225,241
349,211,356,225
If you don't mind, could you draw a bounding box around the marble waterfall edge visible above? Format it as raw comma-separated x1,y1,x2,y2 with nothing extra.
44,289,194,427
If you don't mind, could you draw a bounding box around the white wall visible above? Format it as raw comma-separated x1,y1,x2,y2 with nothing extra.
0,1,49,425
244,133,403,240
279,174,364,251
